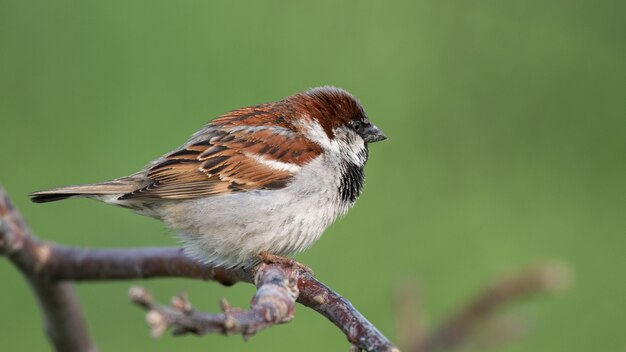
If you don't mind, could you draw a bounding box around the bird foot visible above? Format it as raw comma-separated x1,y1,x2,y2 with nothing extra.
258,251,314,274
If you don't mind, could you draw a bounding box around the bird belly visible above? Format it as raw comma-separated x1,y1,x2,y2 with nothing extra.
157,184,345,268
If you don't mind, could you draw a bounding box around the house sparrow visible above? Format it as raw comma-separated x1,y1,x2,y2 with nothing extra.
30,86,387,268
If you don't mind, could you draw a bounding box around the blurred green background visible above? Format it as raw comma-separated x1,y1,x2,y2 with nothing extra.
1,1,624,351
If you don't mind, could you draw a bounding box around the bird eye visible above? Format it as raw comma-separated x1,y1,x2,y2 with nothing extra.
350,120,364,130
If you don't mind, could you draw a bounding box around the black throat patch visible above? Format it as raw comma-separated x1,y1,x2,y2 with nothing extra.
338,148,368,203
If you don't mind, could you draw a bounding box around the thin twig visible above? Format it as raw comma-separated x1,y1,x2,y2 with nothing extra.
129,263,299,339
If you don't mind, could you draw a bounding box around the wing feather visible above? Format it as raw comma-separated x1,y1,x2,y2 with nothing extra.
120,106,321,200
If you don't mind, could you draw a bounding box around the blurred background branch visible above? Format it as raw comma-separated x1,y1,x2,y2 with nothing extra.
395,263,572,352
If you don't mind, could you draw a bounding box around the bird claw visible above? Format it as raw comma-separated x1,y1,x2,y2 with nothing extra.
258,251,314,274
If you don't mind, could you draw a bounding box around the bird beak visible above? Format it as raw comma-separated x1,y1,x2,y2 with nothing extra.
360,124,387,143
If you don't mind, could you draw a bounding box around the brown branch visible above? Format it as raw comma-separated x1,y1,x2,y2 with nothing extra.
0,189,96,352
297,271,399,352
44,246,249,285
0,188,397,352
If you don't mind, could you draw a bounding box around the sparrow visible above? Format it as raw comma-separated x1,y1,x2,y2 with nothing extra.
30,86,387,268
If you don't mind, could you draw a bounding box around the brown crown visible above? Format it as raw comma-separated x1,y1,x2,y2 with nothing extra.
283,86,367,138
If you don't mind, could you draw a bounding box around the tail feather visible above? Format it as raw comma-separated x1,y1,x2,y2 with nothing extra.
30,182,136,203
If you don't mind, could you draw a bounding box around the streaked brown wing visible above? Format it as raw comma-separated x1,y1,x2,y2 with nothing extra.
120,105,322,200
